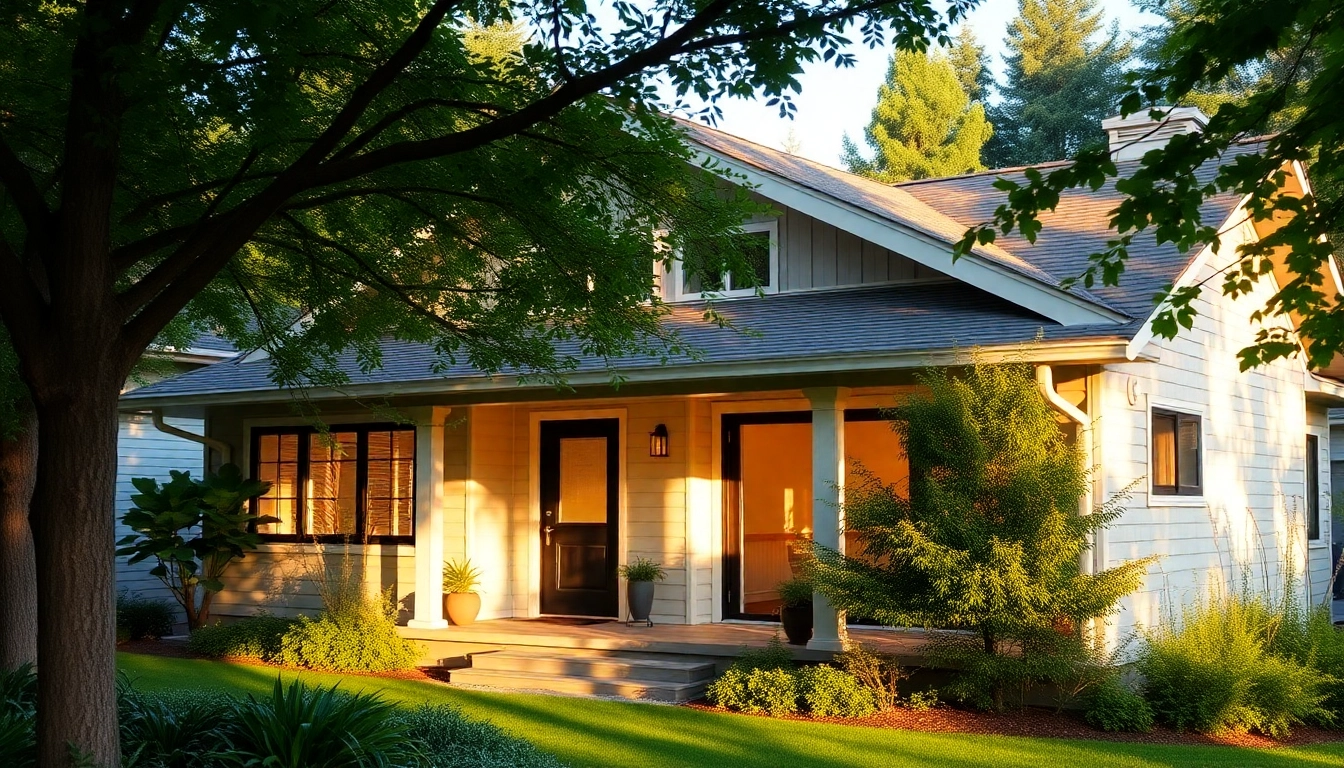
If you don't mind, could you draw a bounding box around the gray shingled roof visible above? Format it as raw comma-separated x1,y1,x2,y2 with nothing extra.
896,143,1263,318
123,283,1132,404
677,119,1122,314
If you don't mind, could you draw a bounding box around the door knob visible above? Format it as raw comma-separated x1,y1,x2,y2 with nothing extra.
544,525,554,545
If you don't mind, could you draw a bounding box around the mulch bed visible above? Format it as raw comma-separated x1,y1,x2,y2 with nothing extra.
120,640,1344,749
683,700,1344,749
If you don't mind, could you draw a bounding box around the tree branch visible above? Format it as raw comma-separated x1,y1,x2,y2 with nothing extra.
0,131,51,236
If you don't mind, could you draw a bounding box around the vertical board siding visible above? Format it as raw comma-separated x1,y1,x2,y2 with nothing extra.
469,404,518,620
115,414,206,616
1101,220,1332,649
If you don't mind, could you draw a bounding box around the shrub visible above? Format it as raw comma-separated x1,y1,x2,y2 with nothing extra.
117,591,178,641
1083,677,1153,733
0,664,35,768
729,635,794,673
905,690,939,711
1138,594,1329,737
706,667,799,716
394,703,567,768
188,614,295,662
775,576,813,608
835,644,905,711
1272,604,1344,725
797,665,877,718
278,597,421,672
924,628,1090,711
118,689,234,767
229,679,420,768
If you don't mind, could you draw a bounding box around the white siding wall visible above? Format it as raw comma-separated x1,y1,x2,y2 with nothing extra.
114,413,206,616
1099,222,1333,645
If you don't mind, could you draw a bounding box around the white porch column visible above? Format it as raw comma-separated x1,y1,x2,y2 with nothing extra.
804,387,849,651
407,406,451,629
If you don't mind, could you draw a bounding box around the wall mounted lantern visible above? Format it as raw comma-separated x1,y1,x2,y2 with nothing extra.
649,424,669,458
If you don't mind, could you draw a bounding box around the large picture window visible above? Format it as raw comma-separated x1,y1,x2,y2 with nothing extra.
251,424,415,542
1152,409,1202,496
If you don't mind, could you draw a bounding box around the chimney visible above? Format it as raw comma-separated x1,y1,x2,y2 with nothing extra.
1101,106,1208,161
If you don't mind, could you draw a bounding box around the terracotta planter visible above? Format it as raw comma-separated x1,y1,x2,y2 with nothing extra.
627,580,656,624
445,592,481,626
779,603,813,645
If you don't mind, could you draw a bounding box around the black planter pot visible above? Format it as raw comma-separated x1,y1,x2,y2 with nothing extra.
627,580,656,626
779,603,813,645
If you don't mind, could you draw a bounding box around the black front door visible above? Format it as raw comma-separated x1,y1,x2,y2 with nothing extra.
540,419,620,617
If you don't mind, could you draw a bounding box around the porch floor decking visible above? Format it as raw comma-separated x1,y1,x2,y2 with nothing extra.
401,618,929,665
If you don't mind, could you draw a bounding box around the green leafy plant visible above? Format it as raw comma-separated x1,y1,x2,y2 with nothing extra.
392,704,567,768
796,665,878,718
835,644,906,711
116,464,276,629
905,690,940,711
731,635,795,674
1138,593,1330,738
775,576,813,609
187,614,296,662
617,557,665,583
810,360,1153,711
442,559,483,594
227,679,420,768
118,690,234,767
278,609,423,673
1084,676,1153,733
0,664,35,768
705,667,799,716
116,591,178,641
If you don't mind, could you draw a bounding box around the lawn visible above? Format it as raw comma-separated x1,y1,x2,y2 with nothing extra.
117,653,1342,768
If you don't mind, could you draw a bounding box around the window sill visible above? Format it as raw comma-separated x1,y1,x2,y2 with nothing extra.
1147,495,1207,508
1308,541,1330,550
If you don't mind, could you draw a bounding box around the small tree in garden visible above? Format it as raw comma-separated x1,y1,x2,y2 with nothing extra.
809,359,1153,710
117,465,274,630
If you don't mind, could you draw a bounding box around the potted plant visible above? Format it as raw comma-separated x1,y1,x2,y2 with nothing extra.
442,559,483,626
618,557,665,626
776,576,813,645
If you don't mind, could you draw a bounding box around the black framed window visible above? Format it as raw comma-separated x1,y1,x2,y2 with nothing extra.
251,424,415,543
1307,434,1321,541
1152,409,1202,496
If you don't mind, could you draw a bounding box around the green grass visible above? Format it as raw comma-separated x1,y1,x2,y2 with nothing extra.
117,653,1343,768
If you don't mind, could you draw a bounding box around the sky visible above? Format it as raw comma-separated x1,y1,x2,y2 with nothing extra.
706,0,1158,167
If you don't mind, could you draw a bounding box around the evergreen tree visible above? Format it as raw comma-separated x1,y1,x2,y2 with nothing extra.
949,27,991,103
984,0,1130,168
809,360,1151,710
841,49,992,182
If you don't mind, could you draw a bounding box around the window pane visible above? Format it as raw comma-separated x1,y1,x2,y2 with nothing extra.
1152,414,1176,489
558,437,608,523
307,432,356,535
255,433,299,535
1177,418,1200,489
1308,435,1320,540
681,238,725,295
366,429,414,537
727,231,772,291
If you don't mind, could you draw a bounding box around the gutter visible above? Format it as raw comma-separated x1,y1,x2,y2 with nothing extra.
150,409,231,465
1035,365,1097,578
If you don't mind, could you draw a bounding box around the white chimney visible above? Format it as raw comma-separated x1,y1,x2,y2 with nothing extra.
1101,106,1209,161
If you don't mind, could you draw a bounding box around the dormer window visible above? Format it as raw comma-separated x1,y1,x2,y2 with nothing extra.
666,220,778,301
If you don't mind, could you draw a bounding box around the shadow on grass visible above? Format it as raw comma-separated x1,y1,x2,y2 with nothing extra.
117,653,1344,768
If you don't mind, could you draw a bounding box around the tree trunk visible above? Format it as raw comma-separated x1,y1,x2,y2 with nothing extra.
31,380,121,766
0,402,38,669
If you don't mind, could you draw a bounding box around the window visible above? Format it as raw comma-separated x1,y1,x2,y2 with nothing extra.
669,221,777,300
1152,409,1201,496
251,424,415,542
1307,434,1321,541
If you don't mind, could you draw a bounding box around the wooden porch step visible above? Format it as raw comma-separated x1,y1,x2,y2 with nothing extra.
448,648,716,702
469,649,716,684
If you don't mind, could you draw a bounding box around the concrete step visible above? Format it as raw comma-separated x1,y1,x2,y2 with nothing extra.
470,650,716,684
449,667,709,702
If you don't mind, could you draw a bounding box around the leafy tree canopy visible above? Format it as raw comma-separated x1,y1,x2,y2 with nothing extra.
841,48,992,182
949,25,991,103
984,0,1129,167
957,0,1344,372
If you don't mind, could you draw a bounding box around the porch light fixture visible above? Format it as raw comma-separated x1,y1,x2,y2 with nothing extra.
649,424,669,458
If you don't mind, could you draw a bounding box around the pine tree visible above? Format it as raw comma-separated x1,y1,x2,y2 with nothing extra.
984,0,1130,168
809,360,1152,710
949,27,991,104
841,49,992,182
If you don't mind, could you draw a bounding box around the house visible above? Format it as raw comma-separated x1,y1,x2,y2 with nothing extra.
116,335,238,613
118,108,1340,668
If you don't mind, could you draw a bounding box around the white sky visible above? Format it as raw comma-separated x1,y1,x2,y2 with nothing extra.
706,0,1157,166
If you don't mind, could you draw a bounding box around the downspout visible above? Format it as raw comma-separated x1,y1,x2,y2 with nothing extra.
150,409,231,466
1035,366,1096,577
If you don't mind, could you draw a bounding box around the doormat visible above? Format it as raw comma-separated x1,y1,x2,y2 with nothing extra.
523,617,615,627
